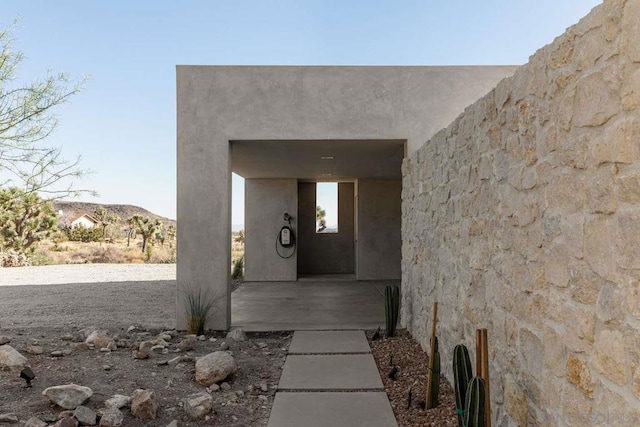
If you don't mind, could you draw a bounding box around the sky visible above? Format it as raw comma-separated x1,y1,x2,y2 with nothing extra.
2,0,602,225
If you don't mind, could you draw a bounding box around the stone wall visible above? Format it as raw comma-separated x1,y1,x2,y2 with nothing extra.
401,1,640,425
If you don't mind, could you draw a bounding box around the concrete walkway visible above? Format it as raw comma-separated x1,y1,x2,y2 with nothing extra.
268,330,398,427
232,279,399,331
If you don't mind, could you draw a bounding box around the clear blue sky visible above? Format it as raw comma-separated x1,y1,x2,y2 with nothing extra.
2,0,601,223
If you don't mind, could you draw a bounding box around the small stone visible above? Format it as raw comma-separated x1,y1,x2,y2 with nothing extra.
98,408,123,427
209,383,220,392
103,364,112,371
195,351,238,386
58,410,74,420
99,348,111,353
107,341,117,351
158,333,172,341
167,356,182,365
104,394,131,409
226,329,247,341
72,343,89,351
116,339,131,349
260,380,268,392
235,390,245,398
220,382,231,391
197,335,206,341
166,421,179,427
219,342,229,351
73,405,97,425
54,417,78,427
0,335,11,345
42,384,93,409
51,350,65,357
208,337,217,342
60,333,73,341
183,392,214,419
133,350,149,360
26,345,44,355
27,338,40,346
178,338,196,351
131,389,158,420
24,417,48,427
150,345,165,353
154,338,169,348
139,341,154,353
257,342,268,349
0,413,19,423
127,326,136,333
181,354,194,362
0,344,28,370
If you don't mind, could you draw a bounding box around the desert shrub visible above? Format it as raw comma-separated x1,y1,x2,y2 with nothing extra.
87,246,125,263
123,250,146,264
63,225,103,243
28,247,54,266
231,256,244,279
149,248,176,264
0,250,30,267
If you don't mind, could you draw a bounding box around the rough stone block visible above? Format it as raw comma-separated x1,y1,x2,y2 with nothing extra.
590,116,638,166
573,68,619,128
622,67,640,110
592,329,626,385
566,356,594,397
621,0,640,63
617,211,640,269
584,215,617,282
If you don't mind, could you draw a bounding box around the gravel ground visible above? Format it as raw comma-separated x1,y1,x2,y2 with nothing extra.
0,264,177,330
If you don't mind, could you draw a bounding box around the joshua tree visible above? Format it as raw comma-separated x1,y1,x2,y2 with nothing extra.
133,215,162,253
316,205,327,232
93,206,119,244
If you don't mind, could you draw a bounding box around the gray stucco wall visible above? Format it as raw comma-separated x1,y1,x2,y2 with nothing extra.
357,179,402,280
244,179,298,281
298,182,355,275
177,65,517,329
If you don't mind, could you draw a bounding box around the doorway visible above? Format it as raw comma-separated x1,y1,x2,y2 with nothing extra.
297,182,355,276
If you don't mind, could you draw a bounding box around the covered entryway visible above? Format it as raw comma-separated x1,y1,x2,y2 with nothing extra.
177,65,517,330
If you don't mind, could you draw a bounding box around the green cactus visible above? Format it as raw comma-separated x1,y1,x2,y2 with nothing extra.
453,344,473,427
384,285,400,337
427,337,440,409
464,377,486,427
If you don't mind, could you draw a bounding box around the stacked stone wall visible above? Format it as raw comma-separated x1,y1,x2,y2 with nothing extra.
401,1,640,425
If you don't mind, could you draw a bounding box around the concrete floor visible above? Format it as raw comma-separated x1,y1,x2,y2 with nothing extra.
231,279,399,331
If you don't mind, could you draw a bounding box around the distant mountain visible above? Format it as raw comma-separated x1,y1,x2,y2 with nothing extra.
53,200,176,228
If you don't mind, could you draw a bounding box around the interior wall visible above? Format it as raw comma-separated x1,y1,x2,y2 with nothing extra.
357,179,402,280
244,179,298,281
402,1,640,425
298,182,355,275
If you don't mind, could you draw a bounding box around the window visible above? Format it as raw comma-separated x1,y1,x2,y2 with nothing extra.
316,182,338,233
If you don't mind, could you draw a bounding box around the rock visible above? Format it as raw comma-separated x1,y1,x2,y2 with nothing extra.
58,411,74,420
27,338,40,346
0,413,19,423
0,335,11,345
167,356,182,365
0,344,28,370
26,345,44,355
257,342,268,349
51,350,65,357
150,345,165,353
85,331,111,349
154,338,169,348
104,394,131,409
127,325,136,333
97,408,123,427
116,339,131,349
107,341,117,351
208,383,220,392
166,421,179,427
226,329,247,341
220,382,231,391
24,417,48,427
178,338,196,351
73,405,97,425
260,380,268,392
133,350,149,360
195,351,238,386
183,392,214,419
103,364,112,371
72,343,89,351
60,333,74,341
54,417,78,427
158,333,172,341
42,384,93,409
219,342,229,351
130,389,158,420
197,335,206,341
139,341,153,353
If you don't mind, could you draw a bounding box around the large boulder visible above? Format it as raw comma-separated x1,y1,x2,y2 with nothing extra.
0,345,27,371
104,394,131,409
42,384,93,409
130,389,158,420
183,392,214,419
195,351,238,386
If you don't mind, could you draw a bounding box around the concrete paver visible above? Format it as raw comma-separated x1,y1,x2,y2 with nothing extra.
267,392,398,427
278,354,383,390
288,330,370,354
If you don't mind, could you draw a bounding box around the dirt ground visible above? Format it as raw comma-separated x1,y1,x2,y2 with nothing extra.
0,327,290,426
